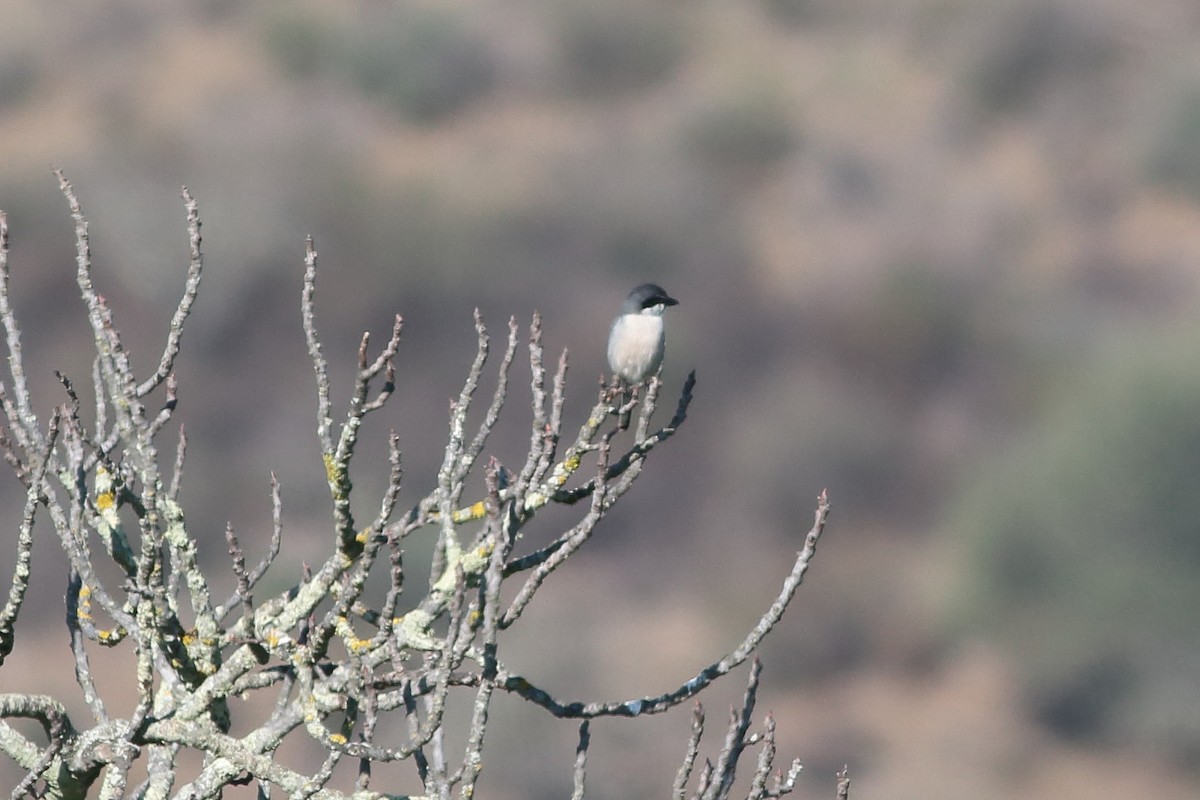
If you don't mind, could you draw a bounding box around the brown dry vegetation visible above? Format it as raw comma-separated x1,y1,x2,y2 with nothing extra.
2,0,1200,797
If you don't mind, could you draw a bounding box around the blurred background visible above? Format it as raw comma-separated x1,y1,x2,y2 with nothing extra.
2,0,1200,797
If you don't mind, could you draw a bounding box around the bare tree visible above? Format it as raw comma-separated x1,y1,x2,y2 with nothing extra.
0,174,840,799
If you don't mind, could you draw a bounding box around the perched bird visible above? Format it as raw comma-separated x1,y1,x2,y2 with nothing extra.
607,283,678,385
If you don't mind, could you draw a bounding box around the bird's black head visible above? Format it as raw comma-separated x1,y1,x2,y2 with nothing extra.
623,283,678,313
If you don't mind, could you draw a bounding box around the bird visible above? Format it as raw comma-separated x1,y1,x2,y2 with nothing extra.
607,283,678,385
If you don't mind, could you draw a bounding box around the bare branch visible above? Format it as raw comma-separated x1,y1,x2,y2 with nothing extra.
836,766,851,800
703,657,762,800
302,237,333,456
216,475,283,621
500,438,611,628
360,315,403,413
7,698,76,799
515,311,548,495
168,423,187,503
0,410,58,667
673,703,705,800
553,370,696,506
461,315,519,484
746,713,777,800
495,492,831,715
571,720,591,800
0,208,42,454
135,185,204,398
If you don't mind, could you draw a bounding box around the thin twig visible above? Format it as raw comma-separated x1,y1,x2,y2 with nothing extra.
672,702,705,800
515,312,547,495
0,208,42,453
554,370,695,505
836,766,850,800
461,315,518,483
496,492,831,715
747,713,777,800
570,720,590,800
302,237,333,455
457,460,510,798
168,424,187,503
215,475,283,622
7,694,76,799
500,438,611,628
135,185,204,398
0,411,59,666
703,658,762,800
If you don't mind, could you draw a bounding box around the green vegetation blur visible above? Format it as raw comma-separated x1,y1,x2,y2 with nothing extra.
948,332,1200,765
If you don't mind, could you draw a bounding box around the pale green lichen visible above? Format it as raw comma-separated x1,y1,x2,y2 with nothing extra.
398,610,440,651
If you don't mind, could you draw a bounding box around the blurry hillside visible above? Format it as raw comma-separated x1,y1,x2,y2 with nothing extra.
2,0,1200,797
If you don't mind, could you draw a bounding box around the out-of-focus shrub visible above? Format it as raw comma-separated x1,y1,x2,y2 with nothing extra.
0,51,37,109
260,7,329,78
340,10,495,123
761,0,838,27
681,88,798,177
944,332,1200,765
962,1,1115,116
492,142,739,286
1144,82,1200,202
262,4,496,124
553,2,683,97
843,262,978,391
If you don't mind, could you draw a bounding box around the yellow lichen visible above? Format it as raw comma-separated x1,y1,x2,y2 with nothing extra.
553,454,581,486
323,453,341,486
459,500,486,521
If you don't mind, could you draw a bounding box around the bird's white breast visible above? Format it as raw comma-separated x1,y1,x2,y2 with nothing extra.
608,313,666,383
